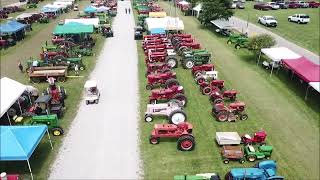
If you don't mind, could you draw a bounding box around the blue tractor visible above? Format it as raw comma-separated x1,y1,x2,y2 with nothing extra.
225,160,284,180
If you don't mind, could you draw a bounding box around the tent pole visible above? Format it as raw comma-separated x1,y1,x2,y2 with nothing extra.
6,112,12,126
27,160,34,180
305,86,310,101
257,51,261,66
46,129,54,150
270,64,274,77
17,100,23,114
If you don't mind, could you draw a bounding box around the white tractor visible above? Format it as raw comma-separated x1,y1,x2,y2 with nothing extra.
195,71,218,85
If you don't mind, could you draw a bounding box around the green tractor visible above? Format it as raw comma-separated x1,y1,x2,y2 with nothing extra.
174,173,220,180
234,37,249,49
30,114,64,136
27,3,37,8
244,145,273,162
227,33,247,45
180,50,212,69
26,56,85,71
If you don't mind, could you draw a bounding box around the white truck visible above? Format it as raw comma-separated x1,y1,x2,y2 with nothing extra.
288,14,310,24
266,2,280,9
258,15,278,27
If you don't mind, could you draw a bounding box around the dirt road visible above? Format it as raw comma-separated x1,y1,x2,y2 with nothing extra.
49,1,140,179
229,16,320,65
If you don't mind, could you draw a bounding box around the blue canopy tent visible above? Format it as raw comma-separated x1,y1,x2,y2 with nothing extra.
84,6,97,13
150,28,165,35
0,21,27,36
0,125,53,180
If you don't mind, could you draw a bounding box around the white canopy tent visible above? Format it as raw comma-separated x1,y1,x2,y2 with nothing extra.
259,47,302,76
0,77,27,123
192,3,202,17
178,0,190,5
309,82,320,93
53,1,73,7
43,3,65,10
16,13,33,20
65,18,100,28
210,19,235,30
145,17,184,31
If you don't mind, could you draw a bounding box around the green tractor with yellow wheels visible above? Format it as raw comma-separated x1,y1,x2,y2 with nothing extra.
244,145,273,162
30,114,64,136
180,49,212,69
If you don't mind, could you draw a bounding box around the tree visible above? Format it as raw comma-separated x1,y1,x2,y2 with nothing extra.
198,0,234,26
247,34,276,59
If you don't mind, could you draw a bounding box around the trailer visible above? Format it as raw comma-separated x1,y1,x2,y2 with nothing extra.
28,66,68,83
216,132,241,145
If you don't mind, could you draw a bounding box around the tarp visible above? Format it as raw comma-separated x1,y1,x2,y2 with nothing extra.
193,3,202,12
0,21,27,35
150,28,165,34
53,22,94,35
309,82,320,93
0,77,26,118
282,57,320,83
84,6,97,13
65,18,99,28
97,6,110,12
210,19,235,29
149,12,167,18
0,126,47,161
261,47,301,62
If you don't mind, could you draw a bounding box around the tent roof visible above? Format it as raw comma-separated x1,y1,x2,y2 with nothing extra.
0,125,47,161
193,3,202,12
261,47,301,62
16,13,33,20
149,11,166,18
97,6,110,12
210,19,234,29
64,18,99,27
0,21,27,35
145,17,184,31
0,77,26,118
309,82,320,93
150,28,165,34
178,0,190,5
84,6,97,13
53,23,94,35
282,57,320,83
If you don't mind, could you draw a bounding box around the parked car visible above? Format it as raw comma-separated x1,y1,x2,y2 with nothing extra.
236,2,245,9
276,1,288,9
286,1,301,8
266,2,280,9
254,3,272,10
230,3,237,9
288,14,310,24
258,15,278,27
297,1,309,7
308,1,320,8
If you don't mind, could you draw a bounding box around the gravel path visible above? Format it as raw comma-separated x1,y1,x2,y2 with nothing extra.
229,16,320,65
49,1,140,179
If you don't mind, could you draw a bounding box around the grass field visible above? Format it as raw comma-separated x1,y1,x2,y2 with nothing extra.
137,1,319,179
0,1,106,179
234,2,320,54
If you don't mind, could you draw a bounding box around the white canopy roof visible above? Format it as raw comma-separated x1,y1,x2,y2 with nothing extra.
16,13,33,20
65,18,100,27
261,47,302,62
43,4,64,9
84,80,97,88
178,0,190,5
210,19,235,29
0,77,26,117
193,3,202,12
53,1,73,6
309,82,320,93
145,17,184,31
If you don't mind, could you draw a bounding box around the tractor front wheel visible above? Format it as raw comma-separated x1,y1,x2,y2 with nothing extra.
165,57,178,68
149,136,160,144
247,155,256,162
227,40,232,44
52,127,64,136
184,60,194,69
169,110,187,125
223,159,230,164
235,44,241,49
240,114,248,120
213,98,223,104
196,77,205,85
144,114,153,122
202,86,212,95
217,111,228,122
173,93,188,106
177,135,195,151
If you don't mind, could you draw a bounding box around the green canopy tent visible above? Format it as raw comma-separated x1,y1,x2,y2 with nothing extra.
53,22,94,35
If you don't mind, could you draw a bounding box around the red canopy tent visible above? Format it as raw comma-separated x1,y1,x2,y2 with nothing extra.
282,56,320,100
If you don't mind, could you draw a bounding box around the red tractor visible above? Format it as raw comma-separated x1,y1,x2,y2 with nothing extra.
172,38,194,47
43,77,67,106
149,122,196,151
211,101,248,122
146,71,179,90
145,52,178,66
192,64,214,77
241,130,267,145
175,42,201,54
51,36,65,45
208,87,238,104
200,79,225,95
145,63,171,77
149,85,187,106
170,34,192,42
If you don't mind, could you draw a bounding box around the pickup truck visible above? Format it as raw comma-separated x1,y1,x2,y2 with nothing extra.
258,15,278,27
288,14,310,24
266,2,280,9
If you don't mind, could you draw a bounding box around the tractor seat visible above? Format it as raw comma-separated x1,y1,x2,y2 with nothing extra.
248,145,255,152
13,115,23,123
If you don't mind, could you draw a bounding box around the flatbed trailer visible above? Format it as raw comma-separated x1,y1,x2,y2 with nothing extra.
28,66,68,83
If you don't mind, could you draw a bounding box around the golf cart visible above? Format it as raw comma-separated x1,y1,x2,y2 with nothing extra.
84,80,100,105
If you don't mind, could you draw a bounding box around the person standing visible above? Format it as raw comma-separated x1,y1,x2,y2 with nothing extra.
18,62,23,73
125,8,127,14
128,8,131,14
75,64,79,76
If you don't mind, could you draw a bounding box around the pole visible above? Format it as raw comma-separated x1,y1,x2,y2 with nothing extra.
46,129,54,150
17,100,23,114
6,112,12,126
270,64,274,77
257,51,262,66
305,86,310,101
27,160,34,180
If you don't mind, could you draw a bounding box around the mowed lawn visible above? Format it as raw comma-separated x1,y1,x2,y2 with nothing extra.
0,1,106,179
137,1,320,179
234,1,319,54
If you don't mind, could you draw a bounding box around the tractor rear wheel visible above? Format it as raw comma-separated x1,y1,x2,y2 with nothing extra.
217,111,228,122
144,114,153,122
95,99,99,104
240,114,248,120
146,84,153,90
168,110,187,125
165,56,178,68
173,93,188,106
177,135,195,151
247,155,256,162
223,159,230,164
52,127,64,136
149,136,160,144
227,40,232,44
165,79,179,88
196,77,205,85
213,98,223,104
86,100,89,105
202,86,212,95
239,158,245,164
184,59,194,69
193,70,201,77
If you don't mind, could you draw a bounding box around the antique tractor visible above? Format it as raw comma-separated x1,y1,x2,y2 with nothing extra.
195,71,218,85
44,77,67,104
149,122,196,151
192,64,214,77
181,50,211,69
170,34,192,43
241,130,267,145
30,114,64,136
51,36,65,45
221,145,245,164
234,37,249,49
244,145,273,162
144,101,187,124
175,42,201,54
146,71,179,90
227,33,247,44
145,63,171,77
200,80,225,95
149,85,187,106
27,95,64,118
209,87,238,104
211,101,248,122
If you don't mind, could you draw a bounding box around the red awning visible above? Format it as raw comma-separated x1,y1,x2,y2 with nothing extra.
282,57,320,83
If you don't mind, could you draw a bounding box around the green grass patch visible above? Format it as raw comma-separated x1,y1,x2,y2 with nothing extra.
137,1,319,179
234,2,320,54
